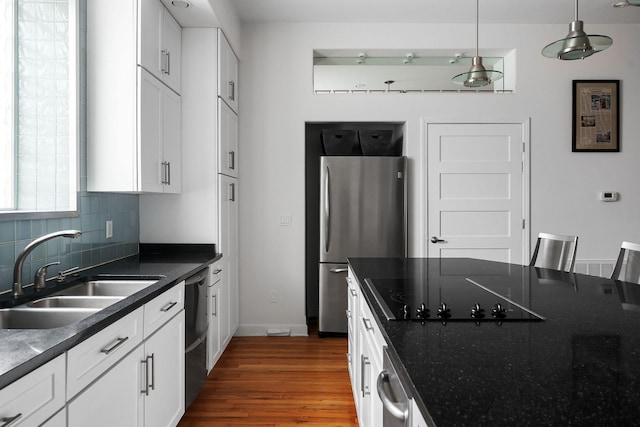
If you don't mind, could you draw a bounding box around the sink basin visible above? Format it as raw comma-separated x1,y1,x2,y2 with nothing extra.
0,307,99,329
55,279,159,297
27,296,124,309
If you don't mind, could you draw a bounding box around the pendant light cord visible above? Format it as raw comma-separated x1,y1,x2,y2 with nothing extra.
574,0,579,21
475,0,479,57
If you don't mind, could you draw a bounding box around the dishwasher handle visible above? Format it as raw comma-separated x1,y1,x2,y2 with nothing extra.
377,370,409,422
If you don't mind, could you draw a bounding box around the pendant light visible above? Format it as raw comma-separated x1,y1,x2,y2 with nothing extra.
452,0,503,88
542,0,612,60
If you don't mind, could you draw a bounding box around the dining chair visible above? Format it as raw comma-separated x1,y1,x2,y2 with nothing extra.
611,241,640,284
530,232,578,273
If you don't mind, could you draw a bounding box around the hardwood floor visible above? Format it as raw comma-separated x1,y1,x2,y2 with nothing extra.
178,332,358,426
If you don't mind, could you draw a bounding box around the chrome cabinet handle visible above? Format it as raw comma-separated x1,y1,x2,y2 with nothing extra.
229,151,235,170
149,353,155,391
0,414,23,427
212,268,222,275
212,295,217,317
167,161,171,185
141,354,155,395
229,81,235,101
160,301,178,312
229,182,236,201
161,49,168,74
345,309,351,319
166,51,171,75
361,355,371,397
362,318,374,331
349,288,357,297
377,371,409,422
330,268,347,273
161,161,169,185
101,336,129,355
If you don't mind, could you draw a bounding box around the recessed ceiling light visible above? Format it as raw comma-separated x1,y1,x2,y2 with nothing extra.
171,0,191,8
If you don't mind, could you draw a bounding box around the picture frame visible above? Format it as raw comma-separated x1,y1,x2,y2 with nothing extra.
572,80,620,152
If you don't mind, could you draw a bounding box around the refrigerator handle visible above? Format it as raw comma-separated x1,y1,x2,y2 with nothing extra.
323,166,331,253
329,268,348,273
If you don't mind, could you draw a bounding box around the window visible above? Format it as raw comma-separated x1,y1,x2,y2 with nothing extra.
0,0,77,216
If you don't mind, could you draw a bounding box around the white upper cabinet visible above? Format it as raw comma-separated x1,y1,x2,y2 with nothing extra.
218,30,239,113
139,0,182,93
87,0,182,193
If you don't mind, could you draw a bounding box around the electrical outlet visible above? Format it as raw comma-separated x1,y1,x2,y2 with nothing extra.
105,220,113,239
279,214,292,226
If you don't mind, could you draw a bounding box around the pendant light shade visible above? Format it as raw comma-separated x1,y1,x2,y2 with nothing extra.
542,0,612,60
452,0,502,88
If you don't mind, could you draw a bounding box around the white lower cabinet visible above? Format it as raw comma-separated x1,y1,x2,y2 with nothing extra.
0,354,65,427
348,268,386,427
142,311,185,427
67,283,185,427
68,345,144,427
68,310,185,427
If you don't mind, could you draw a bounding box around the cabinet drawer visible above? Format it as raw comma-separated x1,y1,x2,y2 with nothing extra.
144,281,185,338
0,354,65,427
67,307,144,399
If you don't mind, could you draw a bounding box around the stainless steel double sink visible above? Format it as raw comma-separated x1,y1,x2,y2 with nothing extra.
0,277,161,330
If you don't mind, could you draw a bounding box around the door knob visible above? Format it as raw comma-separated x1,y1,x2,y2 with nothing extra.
431,236,445,244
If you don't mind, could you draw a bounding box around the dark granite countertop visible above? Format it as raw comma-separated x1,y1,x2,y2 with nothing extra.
0,244,219,389
348,257,640,427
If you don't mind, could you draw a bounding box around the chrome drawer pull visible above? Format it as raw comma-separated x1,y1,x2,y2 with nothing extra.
101,336,129,355
349,288,357,297
161,301,178,312
362,318,374,331
212,268,222,275
1,414,23,427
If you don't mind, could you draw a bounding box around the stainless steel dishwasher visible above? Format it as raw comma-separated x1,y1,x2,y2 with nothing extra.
184,267,209,408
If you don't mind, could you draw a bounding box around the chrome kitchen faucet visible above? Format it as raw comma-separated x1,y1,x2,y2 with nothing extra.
12,230,82,298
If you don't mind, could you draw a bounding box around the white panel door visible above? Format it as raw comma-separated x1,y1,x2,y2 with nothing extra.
426,122,528,264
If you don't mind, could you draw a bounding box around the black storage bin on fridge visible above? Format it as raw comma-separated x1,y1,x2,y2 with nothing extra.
359,129,398,156
321,129,361,155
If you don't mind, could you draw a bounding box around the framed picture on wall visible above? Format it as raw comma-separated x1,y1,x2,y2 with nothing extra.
572,80,620,152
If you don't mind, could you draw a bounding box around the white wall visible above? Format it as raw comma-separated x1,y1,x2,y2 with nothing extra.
237,21,640,335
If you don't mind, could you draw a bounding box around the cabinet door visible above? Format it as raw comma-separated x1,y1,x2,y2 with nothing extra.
138,0,163,80
412,399,429,427
162,87,182,193
218,174,238,340
144,311,185,427
139,68,164,193
161,10,181,93
217,30,238,113
68,346,144,427
218,99,238,178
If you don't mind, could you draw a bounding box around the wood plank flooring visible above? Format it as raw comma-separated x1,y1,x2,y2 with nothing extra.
178,333,358,427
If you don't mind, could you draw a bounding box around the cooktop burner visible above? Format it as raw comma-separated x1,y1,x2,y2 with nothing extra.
364,277,544,322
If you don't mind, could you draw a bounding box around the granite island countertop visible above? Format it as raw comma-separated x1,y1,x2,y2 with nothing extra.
348,257,640,427
0,244,219,389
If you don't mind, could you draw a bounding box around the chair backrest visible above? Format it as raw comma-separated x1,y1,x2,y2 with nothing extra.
611,241,640,284
530,232,578,272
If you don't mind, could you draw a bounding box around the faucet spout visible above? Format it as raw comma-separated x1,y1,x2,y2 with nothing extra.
12,229,82,298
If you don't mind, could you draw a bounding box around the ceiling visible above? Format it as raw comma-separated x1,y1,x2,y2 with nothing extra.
231,0,640,25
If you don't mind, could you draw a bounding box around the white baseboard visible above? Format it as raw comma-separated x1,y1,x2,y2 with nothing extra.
235,323,309,337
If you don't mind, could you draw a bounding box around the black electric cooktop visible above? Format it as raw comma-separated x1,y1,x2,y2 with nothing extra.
365,276,545,322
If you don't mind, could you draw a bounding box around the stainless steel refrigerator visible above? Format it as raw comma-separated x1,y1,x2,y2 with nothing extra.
319,156,406,335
